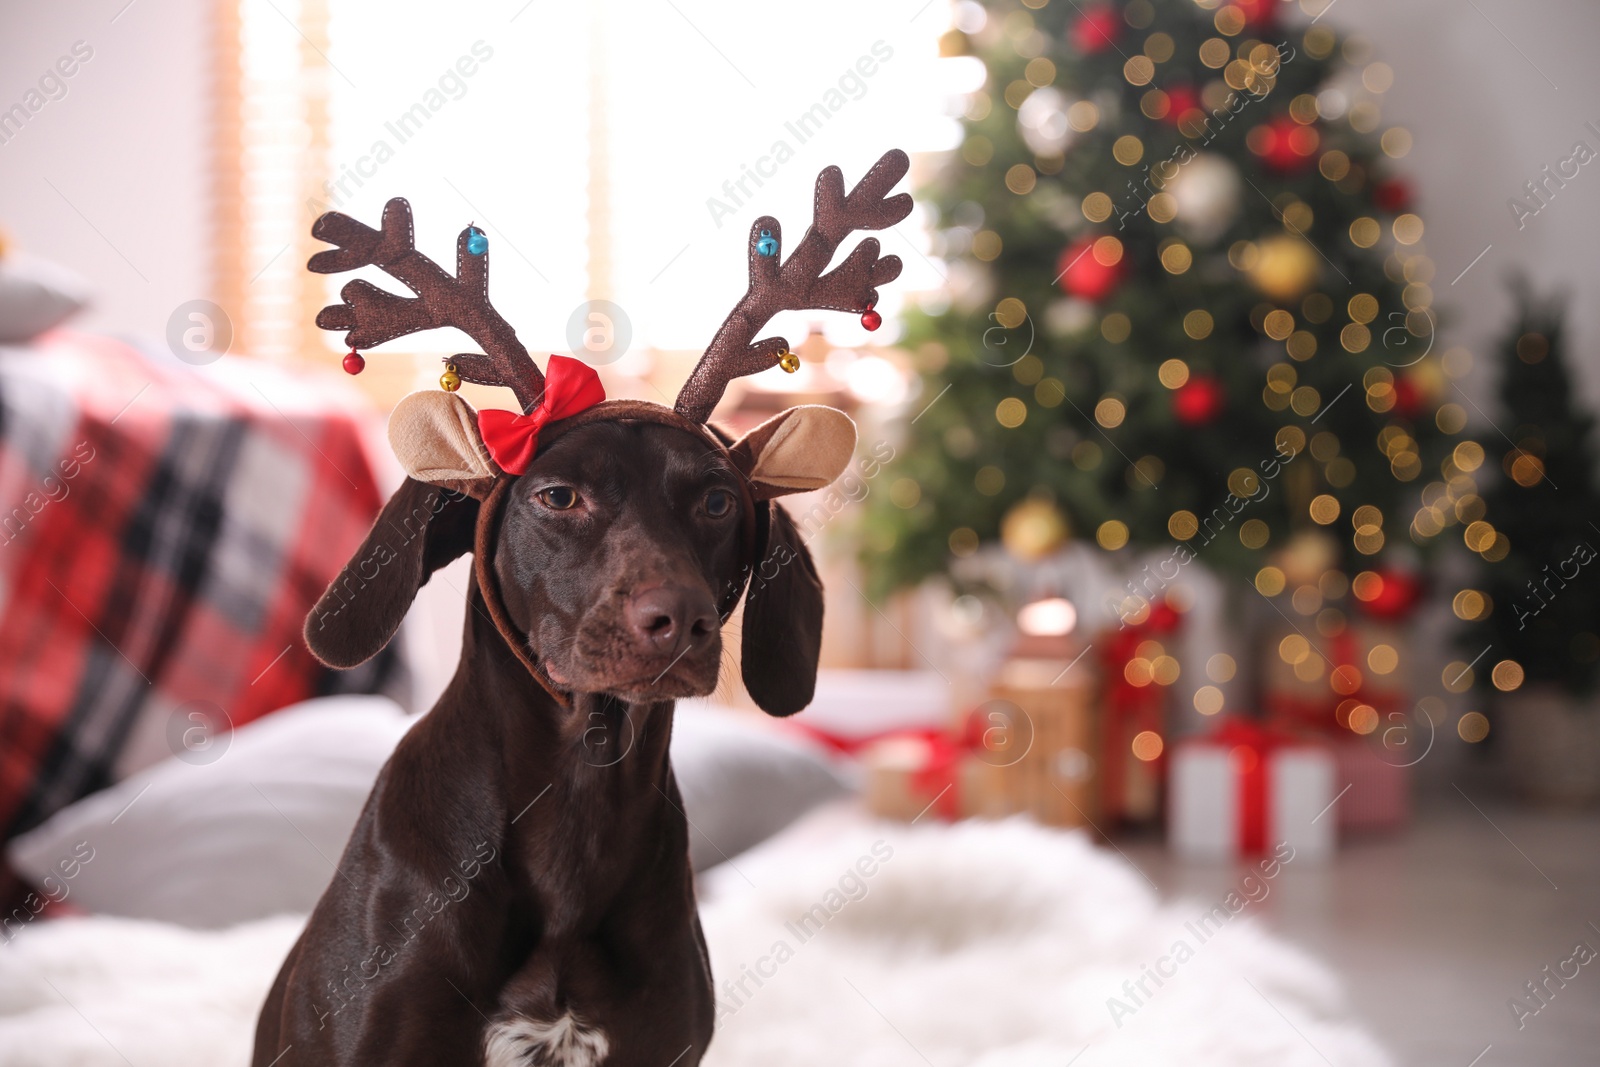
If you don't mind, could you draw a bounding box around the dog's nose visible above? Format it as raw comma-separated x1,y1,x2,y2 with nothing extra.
625,585,718,659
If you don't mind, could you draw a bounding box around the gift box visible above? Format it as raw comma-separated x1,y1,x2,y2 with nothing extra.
862,658,1098,828
985,656,1098,828
1261,621,1407,736
862,733,961,822
863,732,1020,822
1168,718,1336,862
862,731,1093,826
1329,734,1410,833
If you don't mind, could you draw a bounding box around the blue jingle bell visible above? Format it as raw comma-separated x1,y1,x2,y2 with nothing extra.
756,229,778,257
466,227,489,255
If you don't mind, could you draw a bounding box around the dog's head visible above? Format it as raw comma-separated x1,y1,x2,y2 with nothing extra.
303,394,855,715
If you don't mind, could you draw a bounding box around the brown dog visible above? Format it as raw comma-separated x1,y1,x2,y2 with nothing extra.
252,417,836,1066
252,151,911,1065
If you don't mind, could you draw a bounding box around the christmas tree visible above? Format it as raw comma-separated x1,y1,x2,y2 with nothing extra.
1470,285,1600,697
864,0,1470,630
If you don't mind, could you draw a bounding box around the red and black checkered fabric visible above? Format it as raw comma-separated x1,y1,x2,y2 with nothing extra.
0,331,406,840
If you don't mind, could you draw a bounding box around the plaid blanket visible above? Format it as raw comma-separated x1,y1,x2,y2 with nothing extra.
0,331,406,841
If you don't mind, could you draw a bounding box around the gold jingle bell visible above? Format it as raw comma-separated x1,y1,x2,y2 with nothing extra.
777,349,800,374
440,362,462,392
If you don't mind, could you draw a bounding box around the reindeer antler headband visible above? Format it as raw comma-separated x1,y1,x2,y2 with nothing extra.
308,149,913,459
302,150,910,710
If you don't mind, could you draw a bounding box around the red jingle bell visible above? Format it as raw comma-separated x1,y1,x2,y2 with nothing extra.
861,308,883,331
343,349,365,375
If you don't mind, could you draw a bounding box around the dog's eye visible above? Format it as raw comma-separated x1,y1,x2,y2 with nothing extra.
704,489,734,517
537,486,580,510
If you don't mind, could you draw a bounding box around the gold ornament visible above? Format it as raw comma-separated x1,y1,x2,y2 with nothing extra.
1275,528,1339,587
440,363,461,392
777,349,800,373
1408,359,1445,400
1248,236,1320,301
1001,498,1071,562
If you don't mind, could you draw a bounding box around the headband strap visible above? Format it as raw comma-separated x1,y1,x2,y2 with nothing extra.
473,474,570,707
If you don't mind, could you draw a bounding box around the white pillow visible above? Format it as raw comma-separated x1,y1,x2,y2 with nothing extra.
672,701,853,873
5,696,412,928
0,254,91,343
5,697,853,927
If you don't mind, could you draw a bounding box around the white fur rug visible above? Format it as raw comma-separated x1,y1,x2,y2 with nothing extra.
0,812,1391,1066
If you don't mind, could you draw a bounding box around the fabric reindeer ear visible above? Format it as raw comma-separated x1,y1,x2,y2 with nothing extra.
730,405,856,715
387,390,501,496
303,391,496,668
729,405,857,500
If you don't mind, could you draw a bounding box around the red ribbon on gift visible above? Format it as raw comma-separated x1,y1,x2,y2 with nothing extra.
477,355,606,475
908,731,967,821
790,723,972,822
1200,717,1291,853
1097,605,1181,822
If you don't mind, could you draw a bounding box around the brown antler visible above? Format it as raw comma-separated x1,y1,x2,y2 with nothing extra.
675,149,914,424
309,197,544,412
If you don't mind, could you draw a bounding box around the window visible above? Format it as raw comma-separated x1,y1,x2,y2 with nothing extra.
219,0,958,403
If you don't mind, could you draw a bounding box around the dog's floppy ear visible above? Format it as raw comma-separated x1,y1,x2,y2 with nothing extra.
303,391,495,668
729,405,857,500
732,405,855,714
304,477,479,668
741,500,825,716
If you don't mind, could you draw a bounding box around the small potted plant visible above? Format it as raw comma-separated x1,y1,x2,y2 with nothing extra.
1470,283,1600,805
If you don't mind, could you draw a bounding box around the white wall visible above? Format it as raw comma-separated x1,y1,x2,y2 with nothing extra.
0,0,211,342
1328,0,1600,396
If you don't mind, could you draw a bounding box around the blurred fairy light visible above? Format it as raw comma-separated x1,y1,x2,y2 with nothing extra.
845,355,910,406
1018,597,1078,637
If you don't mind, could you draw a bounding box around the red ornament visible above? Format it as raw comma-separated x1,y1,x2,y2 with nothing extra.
1373,178,1413,213
1253,118,1318,173
1163,85,1200,126
1147,600,1183,633
1057,237,1124,302
861,308,882,331
1392,375,1424,420
1172,376,1225,426
1071,6,1121,54
342,349,365,375
1360,569,1424,621
1233,0,1279,26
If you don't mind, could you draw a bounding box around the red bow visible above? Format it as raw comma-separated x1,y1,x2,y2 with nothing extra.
477,355,606,475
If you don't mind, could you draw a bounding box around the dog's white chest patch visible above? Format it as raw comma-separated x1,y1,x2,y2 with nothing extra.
484,1012,610,1067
